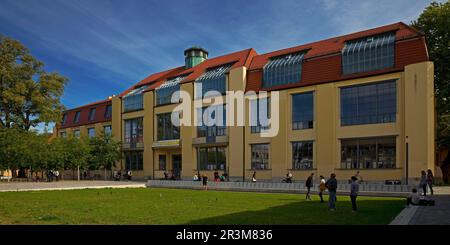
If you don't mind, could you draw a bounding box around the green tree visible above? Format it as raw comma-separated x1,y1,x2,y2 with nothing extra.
0,35,68,130
61,137,91,180
412,1,450,182
88,135,122,180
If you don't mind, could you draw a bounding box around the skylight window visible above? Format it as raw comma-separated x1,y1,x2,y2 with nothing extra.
123,85,149,112
262,52,305,88
342,32,396,75
155,75,185,106
195,64,233,99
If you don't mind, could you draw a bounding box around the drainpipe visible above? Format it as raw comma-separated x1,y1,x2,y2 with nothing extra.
242,124,246,182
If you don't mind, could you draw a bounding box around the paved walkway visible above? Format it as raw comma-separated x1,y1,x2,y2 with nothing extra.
408,194,450,225
0,180,146,192
390,186,450,225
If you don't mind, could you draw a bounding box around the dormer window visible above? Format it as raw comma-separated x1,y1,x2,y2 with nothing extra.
62,114,67,125
88,108,96,121
73,111,81,123
342,32,396,75
262,52,305,88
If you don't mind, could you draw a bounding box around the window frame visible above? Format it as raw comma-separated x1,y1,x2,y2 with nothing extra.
340,80,397,126
291,91,314,130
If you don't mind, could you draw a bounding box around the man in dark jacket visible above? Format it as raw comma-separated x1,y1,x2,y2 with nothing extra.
325,173,338,211
305,173,314,200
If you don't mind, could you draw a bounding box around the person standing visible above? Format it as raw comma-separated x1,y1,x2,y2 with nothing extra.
419,170,427,196
305,173,314,200
325,173,338,211
202,174,208,190
354,170,363,183
427,169,434,195
350,176,359,212
318,175,326,203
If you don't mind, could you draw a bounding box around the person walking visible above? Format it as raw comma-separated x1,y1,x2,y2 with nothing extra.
252,171,257,182
325,173,338,211
426,169,434,195
305,173,314,200
419,170,427,196
350,176,359,212
318,175,326,203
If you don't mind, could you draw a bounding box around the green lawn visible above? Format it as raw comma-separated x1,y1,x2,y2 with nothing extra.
0,188,404,224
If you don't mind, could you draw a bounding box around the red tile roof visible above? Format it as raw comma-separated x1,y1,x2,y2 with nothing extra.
119,48,257,96
246,22,428,92
60,99,112,129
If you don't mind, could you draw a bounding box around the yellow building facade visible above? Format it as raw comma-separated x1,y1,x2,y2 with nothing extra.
58,23,436,184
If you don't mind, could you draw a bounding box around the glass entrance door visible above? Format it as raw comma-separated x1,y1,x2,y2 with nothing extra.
172,155,182,180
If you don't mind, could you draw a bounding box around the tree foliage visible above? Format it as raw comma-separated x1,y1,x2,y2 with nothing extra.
412,1,450,148
0,128,121,180
0,35,68,130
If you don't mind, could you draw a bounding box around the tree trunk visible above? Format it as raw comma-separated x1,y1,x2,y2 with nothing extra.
442,151,450,184
77,165,80,181
104,168,107,181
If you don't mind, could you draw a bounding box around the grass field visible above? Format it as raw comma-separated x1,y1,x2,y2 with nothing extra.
0,188,404,224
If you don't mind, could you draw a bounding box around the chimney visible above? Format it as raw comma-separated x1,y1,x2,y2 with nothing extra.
184,46,208,68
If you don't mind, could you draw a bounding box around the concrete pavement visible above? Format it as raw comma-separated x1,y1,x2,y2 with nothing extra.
0,180,146,192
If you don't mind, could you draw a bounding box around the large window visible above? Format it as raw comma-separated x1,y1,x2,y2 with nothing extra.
292,141,313,169
155,76,185,106
340,80,396,126
198,146,226,170
157,112,180,141
195,64,232,98
342,32,395,75
250,98,270,133
87,128,95,138
73,111,81,123
292,92,314,130
124,117,143,146
123,85,148,112
341,137,396,169
88,108,96,121
124,151,143,171
262,52,304,88
104,105,112,119
251,144,269,170
197,104,227,137
159,155,166,170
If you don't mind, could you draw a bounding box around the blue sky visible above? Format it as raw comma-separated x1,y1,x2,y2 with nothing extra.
0,0,439,129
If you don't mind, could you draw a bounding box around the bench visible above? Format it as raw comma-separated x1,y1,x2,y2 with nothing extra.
0,176,12,182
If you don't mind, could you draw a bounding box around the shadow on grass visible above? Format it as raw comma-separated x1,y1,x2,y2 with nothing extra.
184,198,404,225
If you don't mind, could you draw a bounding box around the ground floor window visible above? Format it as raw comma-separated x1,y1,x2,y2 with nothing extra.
341,136,396,169
292,141,313,169
159,155,166,170
197,146,226,170
251,144,269,170
103,125,112,136
88,128,95,138
124,151,143,171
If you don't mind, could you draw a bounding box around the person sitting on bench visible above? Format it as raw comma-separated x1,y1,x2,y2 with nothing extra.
407,188,435,206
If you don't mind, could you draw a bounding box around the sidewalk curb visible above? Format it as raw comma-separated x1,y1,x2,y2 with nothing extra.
389,206,418,225
0,184,146,192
